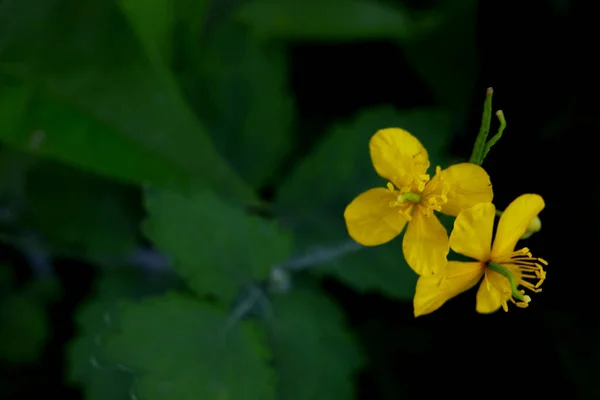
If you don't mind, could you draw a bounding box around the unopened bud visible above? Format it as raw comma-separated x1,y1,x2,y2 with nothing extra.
521,215,542,239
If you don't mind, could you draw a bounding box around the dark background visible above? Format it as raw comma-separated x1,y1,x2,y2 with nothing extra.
1,0,596,399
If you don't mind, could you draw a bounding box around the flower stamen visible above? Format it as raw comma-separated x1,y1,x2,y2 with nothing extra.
420,167,449,216
386,182,415,221
487,248,547,311
487,261,526,302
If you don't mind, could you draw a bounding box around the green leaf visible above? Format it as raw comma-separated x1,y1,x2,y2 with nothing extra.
401,0,478,120
0,0,58,53
105,293,276,400
0,147,34,206
195,21,294,187
269,289,364,400
173,0,211,40
118,0,175,65
0,80,189,187
0,149,139,265
0,269,59,364
143,188,292,302
237,0,439,42
0,293,48,363
68,301,135,400
68,269,177,400
0,0,254,201
276,106,452,300
23,162,140,263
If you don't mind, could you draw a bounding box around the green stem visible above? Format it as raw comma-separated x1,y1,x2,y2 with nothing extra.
469,87,494,165
482,110,507,160
486,261,525,301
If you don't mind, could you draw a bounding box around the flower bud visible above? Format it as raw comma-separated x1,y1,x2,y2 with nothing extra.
521,215,541,239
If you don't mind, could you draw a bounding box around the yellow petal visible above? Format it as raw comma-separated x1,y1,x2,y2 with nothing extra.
414,261,484,317
490,194,545,259
449,202,495,261
369,128,430,191
344,188,409,246
402,212,449,276
475,270,511,313
438,163,493,217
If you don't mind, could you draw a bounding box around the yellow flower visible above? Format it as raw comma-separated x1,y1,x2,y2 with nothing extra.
343,128,493,276
413,194,547,316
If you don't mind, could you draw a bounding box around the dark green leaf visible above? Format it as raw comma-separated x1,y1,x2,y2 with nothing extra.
68,269,176,400
0,0,253,201
269,289,364,400
143,188,291,302
118,0,175,65
0,293,48,363
0,79,188,187
24,162,140,263
173,0,211,40
276,106,452,299
401,0,478,120
0,269,59,364
195,21,294,186
0,147,34,207
0,0,59,53
68,302,135,400
237,0,439,42
105,293,276,400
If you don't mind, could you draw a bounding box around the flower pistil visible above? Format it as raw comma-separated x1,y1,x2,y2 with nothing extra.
487,247,547,310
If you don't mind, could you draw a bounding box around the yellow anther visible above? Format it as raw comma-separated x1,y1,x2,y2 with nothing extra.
515,301,529,308
487,248,546,312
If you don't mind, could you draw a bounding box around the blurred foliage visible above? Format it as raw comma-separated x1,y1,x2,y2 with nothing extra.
190,19,295,187
268,288,364,400
107,293,277,400
237,0,435,41
0,0,586,399
67,270,154,400
0,264,59,364
142,187,291,303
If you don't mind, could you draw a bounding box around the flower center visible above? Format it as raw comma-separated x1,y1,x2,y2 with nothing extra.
486,247,547,311
386,182,419,220
397,192,421,203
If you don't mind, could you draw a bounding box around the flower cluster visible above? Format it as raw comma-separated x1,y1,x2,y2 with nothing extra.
344,128,546,316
